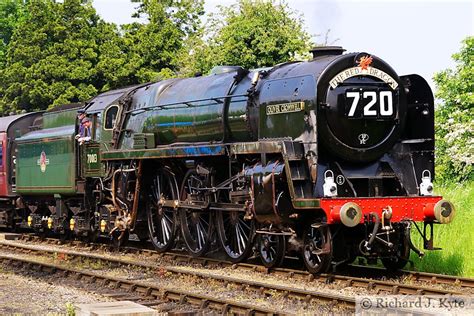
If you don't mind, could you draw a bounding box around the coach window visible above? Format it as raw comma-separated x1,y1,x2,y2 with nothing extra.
104,105,119,130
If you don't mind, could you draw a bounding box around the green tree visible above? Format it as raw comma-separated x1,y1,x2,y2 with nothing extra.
181,0,313,75
120,0,204,82
0,0,122,112
434,36,473,182
0,0,205,112
0,0,27,67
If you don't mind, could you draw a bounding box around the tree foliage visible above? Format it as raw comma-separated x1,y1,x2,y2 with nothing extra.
0,0,204,112
0,0,27,67
117,0,204,83
0,0,311,112
181,0,312,76
434,36,473,182
0,0,117,112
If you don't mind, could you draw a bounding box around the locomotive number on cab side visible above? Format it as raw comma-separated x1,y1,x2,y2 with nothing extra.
87,153,98,164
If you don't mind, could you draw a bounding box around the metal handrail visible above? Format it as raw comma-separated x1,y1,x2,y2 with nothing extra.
126,93,249,115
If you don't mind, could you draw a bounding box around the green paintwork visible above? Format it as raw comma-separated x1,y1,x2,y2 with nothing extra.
16,126,75,140
95,110,114,152
43,108,80,129
16,126,76,194
102,143,227,161
292,199,320,208
81,142,102,177
258,76,316,139
102,140,287,161
121,72,253,150
229,141,283,155
102,139,290,160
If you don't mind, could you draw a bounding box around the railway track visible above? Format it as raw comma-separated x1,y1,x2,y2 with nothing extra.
2,236,471,299
15,233,474,293
347,264,474,289
0,254,279,315
0,239,356,314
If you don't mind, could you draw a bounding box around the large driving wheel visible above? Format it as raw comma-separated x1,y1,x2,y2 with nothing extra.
302,224,333,274
147,167,178,252
179,170,213,257
216,210,255,263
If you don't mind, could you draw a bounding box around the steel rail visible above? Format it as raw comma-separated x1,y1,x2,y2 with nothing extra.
348,264,474,289
17,234,474,292
0,254,282,315
0,241,356,311
0,239,465,298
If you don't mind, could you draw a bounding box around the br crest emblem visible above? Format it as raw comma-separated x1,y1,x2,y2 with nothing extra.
37,151,50,173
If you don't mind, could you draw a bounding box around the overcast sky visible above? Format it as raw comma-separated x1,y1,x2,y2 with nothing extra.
92,0,473,91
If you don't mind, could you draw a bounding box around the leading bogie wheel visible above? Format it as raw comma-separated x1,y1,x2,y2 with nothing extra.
147,167,179,252
257,233,286,268
382,229,411,271
302,224,333,274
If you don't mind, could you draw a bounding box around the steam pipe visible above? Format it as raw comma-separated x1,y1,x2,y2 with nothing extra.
406,222,425,257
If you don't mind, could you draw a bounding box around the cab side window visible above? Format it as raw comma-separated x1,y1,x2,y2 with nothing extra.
104,106,119,130
94,113,102,140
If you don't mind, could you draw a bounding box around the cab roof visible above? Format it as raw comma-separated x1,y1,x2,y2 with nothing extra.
85,85,142,114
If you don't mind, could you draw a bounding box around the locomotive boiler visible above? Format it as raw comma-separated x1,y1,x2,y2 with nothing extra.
11,46,455,273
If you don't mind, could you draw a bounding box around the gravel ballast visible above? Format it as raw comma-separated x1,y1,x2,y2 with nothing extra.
0,267,109,315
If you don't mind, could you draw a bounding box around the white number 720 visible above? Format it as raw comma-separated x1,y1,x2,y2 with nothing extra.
346,91,393,117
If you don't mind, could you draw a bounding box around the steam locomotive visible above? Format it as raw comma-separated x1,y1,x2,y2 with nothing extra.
0,47,455,273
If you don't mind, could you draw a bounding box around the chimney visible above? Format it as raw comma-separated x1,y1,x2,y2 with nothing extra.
310,46,345,59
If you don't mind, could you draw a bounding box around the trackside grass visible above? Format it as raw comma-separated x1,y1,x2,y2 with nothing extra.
409,181,474,277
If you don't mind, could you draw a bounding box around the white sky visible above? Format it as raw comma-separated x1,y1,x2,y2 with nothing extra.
92,0,473,91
